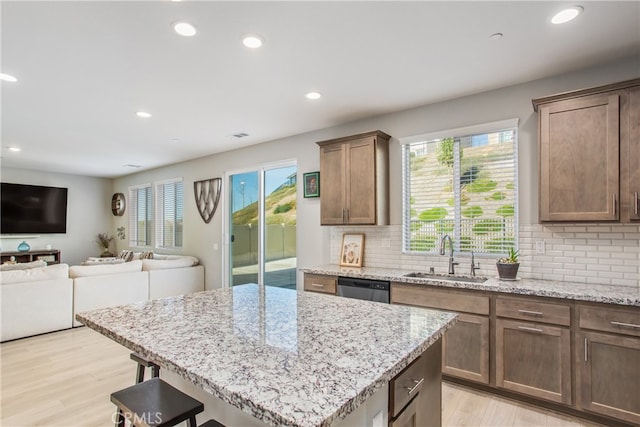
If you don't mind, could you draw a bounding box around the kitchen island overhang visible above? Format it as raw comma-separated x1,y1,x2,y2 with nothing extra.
76,284,457,427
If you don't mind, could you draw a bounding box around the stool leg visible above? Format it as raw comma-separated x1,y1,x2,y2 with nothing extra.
188,415,197,427
151,365,160,378
136,364,145,384
115,409,125,427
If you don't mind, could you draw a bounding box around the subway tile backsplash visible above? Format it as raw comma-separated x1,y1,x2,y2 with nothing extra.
330,224,640,289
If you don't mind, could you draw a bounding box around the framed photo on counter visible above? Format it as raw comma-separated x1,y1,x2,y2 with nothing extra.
340,233,365,267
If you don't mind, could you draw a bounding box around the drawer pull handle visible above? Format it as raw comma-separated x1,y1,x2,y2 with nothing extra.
405,378,424,395
518,326,543,333
518,309,543,316
310,283,324,288
610,321,640,329
635,192,639,216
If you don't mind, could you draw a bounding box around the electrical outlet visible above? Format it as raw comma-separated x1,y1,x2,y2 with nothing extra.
535,240,545,254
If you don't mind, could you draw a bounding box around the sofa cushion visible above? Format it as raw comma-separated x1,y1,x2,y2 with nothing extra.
0,263,70,284
141,256,199,271
82,257,126,266
0,260,47,271
118,250,134,262
69,259,143,278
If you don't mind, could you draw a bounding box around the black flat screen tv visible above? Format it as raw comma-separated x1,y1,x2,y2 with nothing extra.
1,182,68,234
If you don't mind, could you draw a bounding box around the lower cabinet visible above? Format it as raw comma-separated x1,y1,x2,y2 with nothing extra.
576,305,640,425
303,273,337,294
495,318,572,405
442,314,489,384
389,339,442,427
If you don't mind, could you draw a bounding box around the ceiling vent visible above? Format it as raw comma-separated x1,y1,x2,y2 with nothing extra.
124,164,142,168
232,132,249,138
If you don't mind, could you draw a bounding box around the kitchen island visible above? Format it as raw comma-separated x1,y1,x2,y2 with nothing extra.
76,284,457,427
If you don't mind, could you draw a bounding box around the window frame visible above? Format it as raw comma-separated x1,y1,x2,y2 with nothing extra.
154,177,184,251
400,118,519,257
128,183,153,249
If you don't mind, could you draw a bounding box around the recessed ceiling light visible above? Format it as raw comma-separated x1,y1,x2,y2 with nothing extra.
173,21,197,37
8,146,21,152
242,34,263,49
305,91,322,100
136,111,152,118
489,32,503,40
551,6,583,24
0,73,18,82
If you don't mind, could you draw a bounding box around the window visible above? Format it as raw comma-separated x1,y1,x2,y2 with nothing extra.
155,179,184,249
129,185,152,247
402,119,518,255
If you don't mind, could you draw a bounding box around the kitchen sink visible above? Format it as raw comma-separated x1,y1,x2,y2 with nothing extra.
403,272,488,284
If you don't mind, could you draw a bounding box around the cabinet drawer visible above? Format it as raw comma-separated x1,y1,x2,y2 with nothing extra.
579,305,640,337
391,283,489,315
303,274,336,294
496,297,570,326
390,353,426,418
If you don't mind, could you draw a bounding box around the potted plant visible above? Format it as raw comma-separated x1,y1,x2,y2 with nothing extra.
496,247,519,280
95,232,115,257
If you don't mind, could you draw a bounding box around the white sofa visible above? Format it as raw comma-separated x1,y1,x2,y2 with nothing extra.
1,256,205,339
1,263,73,342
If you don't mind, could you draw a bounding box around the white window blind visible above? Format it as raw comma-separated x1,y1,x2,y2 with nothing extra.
129,185,152,247
401,120,518,255
155,179,183,249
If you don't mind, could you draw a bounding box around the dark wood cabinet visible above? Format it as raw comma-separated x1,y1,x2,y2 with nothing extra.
0,249,61,264
533,78,640,222
391,283,490,385
576,304,640,425
303,273,337,294
316,131,390,225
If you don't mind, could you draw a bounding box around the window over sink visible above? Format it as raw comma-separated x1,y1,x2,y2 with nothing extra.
401,119,519,256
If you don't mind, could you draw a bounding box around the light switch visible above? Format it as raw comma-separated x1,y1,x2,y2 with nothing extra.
535,240,545,254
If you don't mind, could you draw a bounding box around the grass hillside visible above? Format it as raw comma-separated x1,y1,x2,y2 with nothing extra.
232,184,297,225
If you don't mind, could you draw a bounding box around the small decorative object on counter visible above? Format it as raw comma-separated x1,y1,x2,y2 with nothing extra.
339,233,365,267
496,247,519,280
95,232,115,257
17,241,30,252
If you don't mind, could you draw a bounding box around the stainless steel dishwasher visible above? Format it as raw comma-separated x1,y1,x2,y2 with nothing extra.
336,277,390,303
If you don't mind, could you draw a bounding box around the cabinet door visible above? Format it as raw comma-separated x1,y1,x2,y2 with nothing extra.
496,319,571,404
303,274,337,295
319,143,346,225
389,396,418,427
623,86,640,221
577,331,640,425
346,136,376,224
539,93,620,221
442,313,489,384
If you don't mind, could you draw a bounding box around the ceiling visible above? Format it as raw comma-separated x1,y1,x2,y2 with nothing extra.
2,1,639,178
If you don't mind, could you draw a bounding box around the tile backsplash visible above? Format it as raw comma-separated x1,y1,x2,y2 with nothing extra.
330,224,640,288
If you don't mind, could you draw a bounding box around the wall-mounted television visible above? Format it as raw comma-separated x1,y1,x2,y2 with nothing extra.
1,183,68,234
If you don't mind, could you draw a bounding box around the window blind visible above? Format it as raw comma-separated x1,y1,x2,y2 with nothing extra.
129,185,152,247
155,179,184,249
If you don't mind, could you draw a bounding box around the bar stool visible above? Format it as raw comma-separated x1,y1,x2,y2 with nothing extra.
130,352,160,384
111,378,203,427
199,420,224,427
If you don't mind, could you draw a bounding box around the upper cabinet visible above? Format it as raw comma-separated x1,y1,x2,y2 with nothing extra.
533,78,640,222
316,131,390,225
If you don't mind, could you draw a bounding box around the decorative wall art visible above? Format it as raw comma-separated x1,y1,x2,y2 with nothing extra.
111,193,126,216
303,172,320,198
194,178,222,224
339,233,365,267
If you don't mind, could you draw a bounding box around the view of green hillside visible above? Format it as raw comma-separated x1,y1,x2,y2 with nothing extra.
232,183,297,225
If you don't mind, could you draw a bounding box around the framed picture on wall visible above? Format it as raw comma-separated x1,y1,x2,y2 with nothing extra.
340,233,365,267
303,171,320,198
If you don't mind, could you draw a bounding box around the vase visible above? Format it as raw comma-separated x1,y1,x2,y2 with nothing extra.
17,241,31,252
496,262,519,280
101,249,115,258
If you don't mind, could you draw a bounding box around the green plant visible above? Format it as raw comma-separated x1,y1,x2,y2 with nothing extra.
498,247,519,264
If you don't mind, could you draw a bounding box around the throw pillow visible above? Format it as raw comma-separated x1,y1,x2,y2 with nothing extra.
82,258,126,266
139,251,154,260
118,250,134,262
0,260,48,271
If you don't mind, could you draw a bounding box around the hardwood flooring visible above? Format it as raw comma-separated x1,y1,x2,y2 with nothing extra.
1,327,604,427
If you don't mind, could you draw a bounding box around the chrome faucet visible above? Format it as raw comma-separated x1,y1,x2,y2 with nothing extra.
470,251,480,277
439,234,459,275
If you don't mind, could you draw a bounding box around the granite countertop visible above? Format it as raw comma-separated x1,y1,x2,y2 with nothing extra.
300,265,640,307
76,284,457,427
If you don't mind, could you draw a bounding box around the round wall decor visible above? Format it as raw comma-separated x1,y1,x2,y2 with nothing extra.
111,193,126,216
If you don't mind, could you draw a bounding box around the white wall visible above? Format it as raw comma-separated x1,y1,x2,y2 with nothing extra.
0,167,113,265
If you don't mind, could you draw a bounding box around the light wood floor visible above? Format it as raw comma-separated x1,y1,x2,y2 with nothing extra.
1,327,604,427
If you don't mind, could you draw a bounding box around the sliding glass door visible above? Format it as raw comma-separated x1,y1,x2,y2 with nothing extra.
228,162,297,288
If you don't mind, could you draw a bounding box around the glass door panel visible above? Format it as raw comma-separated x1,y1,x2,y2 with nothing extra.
264,165,297,289
230,171,259,286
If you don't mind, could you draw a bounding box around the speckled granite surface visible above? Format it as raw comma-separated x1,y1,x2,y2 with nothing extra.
76,284,456,427
301,265,640,306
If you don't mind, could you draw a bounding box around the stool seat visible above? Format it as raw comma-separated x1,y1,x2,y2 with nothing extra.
199,420,225,427
111,378,203,427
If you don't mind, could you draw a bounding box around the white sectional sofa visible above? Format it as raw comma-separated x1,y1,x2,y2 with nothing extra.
1,263,74,342
1,255,205,340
